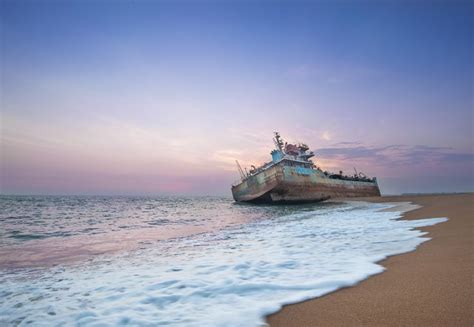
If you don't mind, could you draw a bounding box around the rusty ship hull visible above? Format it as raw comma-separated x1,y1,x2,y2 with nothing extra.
231,161,381,204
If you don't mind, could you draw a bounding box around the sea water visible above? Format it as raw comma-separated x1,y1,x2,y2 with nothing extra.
0,196,447,326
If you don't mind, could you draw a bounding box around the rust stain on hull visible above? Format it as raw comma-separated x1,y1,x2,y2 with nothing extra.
232,163,381,204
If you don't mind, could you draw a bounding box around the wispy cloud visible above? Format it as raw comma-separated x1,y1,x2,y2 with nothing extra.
321,131,331,141
315,143,474,173
0,116,276,194
332,141,362,146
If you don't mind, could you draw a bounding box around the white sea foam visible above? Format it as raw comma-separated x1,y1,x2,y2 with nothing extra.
0,201,447,326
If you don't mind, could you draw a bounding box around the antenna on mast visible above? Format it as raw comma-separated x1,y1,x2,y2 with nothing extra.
273,132,284,151
235,160,246,181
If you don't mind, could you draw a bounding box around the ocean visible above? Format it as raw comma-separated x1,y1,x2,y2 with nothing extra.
0,196,447,326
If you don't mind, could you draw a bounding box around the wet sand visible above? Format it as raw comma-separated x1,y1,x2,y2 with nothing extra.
267,193,473,326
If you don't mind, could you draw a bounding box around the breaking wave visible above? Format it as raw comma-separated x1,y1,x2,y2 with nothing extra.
0,199,446,326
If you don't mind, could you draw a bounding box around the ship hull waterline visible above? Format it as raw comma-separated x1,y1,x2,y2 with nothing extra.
231,163,381,204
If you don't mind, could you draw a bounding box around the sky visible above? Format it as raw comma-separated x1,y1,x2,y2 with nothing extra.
1,0,473,196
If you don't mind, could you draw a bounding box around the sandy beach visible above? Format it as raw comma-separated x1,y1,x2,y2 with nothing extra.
267,193,473,326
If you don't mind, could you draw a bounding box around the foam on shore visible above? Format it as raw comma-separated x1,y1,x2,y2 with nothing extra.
0,201,447,326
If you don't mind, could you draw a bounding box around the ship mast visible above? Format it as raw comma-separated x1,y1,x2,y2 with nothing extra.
235,160,246,181
273,132,284,151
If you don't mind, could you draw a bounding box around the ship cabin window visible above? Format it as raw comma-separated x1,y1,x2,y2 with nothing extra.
284,160,312,169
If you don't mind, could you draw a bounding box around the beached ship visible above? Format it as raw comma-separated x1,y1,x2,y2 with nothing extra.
231,132,381,203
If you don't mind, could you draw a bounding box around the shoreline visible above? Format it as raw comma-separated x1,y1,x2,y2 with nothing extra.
267,193,473,326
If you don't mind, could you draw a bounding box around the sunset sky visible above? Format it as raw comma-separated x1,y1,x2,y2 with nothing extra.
1,0,473,195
